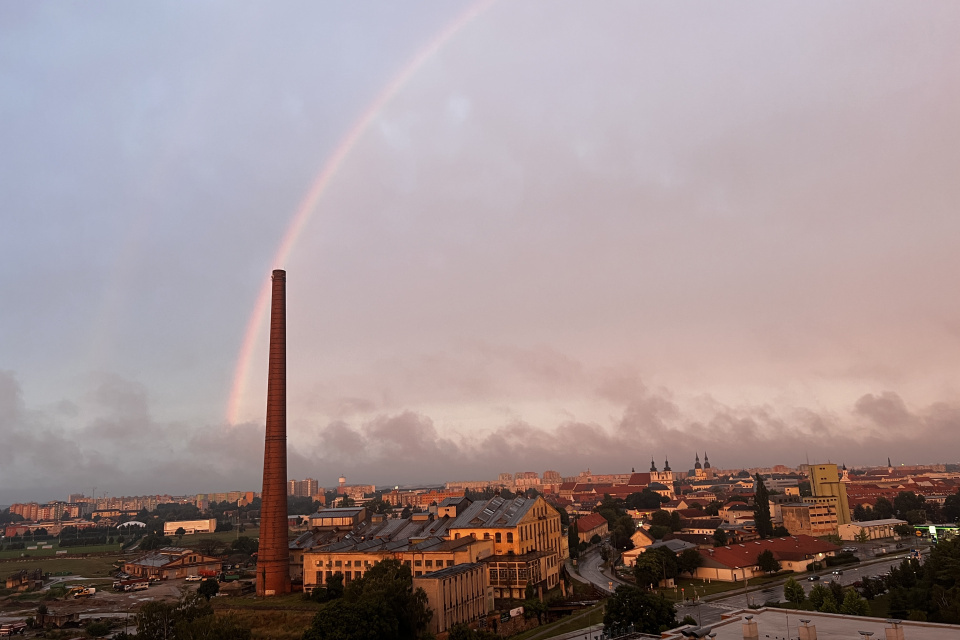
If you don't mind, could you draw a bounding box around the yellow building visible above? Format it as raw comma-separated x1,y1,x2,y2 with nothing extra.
413,563,492,636
302,536,494,592
781,503,839,537
809,464,851,525
446,495,565,599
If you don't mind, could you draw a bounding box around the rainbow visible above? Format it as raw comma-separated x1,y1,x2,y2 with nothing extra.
226,0,495,424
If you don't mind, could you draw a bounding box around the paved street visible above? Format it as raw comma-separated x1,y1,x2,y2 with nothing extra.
570,548,628,595
569,543,929,629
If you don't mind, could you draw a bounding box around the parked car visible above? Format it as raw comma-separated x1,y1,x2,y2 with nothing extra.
807,575,820,581
185,575,202,582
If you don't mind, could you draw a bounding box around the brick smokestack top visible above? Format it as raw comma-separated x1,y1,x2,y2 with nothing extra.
257,269,291,596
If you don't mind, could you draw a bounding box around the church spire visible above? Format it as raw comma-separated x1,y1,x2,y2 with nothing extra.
694,453,702,470
650,457,657,472
664,458,671,472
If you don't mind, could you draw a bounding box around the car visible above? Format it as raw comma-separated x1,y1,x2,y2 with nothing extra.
807,575,820,581
185,575,202,582
832,570,844,576
843,547,858,553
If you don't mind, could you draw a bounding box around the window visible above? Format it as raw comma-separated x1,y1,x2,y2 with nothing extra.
415,571,422,577
507,533,514,543
484,533,490,540
496,533,502,543
425,560,433,567
334,560,341,567
447,560,454,567
415,559,422,567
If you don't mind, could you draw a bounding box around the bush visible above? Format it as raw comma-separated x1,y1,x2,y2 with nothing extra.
826,552,860,566
86,620,113,637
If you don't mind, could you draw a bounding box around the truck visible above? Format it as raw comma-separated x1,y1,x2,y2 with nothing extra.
114,578,149,591
0,622,28,636
69,586,96,598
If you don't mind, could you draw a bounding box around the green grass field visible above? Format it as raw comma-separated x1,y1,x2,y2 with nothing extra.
178,527,261,546
511,603,606,640
0,543,123,559
0,554,122,577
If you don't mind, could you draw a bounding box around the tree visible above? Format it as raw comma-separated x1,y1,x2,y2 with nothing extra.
677,549,703,576
523,585,548,625
634,547,678,589
136,591,214,640
626,490,665,510
756,549,781,573
303,559,432,640
175,527,186,544
772,526,789,537
894,491,925,517
139,534,172,551
610,515,637,551
197,578,220,600
783,578,805,606
856,529,870,544
840,589,870,616
446,623,499,640
650,510,672,528
713,528,728,547
894,523,914,537
854,504,875,521
603,585,677,635
904,510,927,526
704,502,721,517
753,474,773,538
194,539,222,556
648,525,670,540
808,583,830,609
874,497,895,519
230,536,258,556
942,490,960,523
568,523,581,560
819,591,839,613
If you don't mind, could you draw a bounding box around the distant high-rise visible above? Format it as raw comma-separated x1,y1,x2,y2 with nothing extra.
808,463,851,526
257,269,291,596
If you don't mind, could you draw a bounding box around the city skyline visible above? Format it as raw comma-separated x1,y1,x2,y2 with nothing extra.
3,3,960,502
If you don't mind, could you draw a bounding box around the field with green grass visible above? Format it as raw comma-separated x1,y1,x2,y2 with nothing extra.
213,593,323,640
0,554,122,577
178,527,261,546
511,603,606,640
0,542,123,559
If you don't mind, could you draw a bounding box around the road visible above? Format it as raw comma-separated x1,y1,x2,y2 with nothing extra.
569,548,628,595
675,550,925,626
571,543,928,628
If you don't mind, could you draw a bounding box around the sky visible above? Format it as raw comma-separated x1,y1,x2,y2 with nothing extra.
2,2,960,503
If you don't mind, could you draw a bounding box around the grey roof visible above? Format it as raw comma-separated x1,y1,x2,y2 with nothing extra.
848,518,907,526
309,507,366,518
413,562,482,580
448,496,536,529
648,539,698,553
438,496,470,507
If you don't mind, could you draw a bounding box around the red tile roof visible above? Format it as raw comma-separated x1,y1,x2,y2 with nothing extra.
576,513,609,534
700,535,839,569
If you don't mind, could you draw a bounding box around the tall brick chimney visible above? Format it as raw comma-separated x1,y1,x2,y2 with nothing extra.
257,269,291,596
